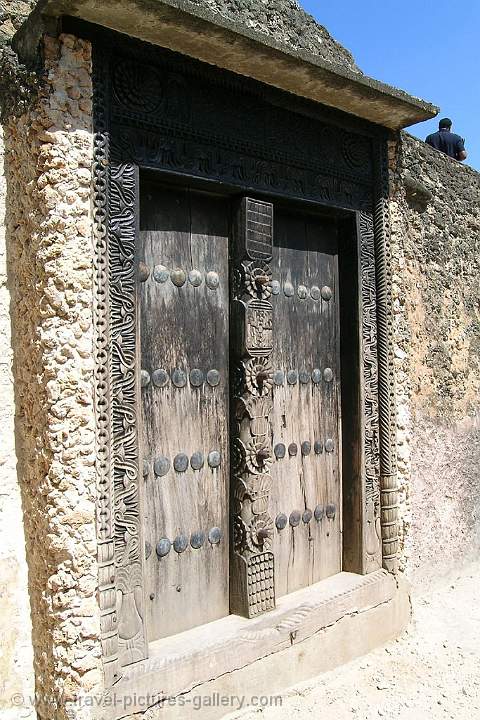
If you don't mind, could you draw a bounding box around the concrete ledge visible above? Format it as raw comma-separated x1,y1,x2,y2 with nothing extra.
14,0,437,130
100,570,410,719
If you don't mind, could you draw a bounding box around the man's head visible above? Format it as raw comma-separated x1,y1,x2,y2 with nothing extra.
439,117,452,130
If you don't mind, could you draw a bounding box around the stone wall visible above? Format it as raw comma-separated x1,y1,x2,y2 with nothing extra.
0,1,34,44
3,34,101,719
0,5,37,718
0,0,359,73
390,133,480,588
186,0,359,70
0,126,36,720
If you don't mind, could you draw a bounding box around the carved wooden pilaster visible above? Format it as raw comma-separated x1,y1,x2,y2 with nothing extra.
109,162,148,664
230,197,276,618
358,212,382,571
373,142,399,574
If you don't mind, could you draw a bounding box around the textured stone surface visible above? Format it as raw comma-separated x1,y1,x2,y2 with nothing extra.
4,34,101,719
0,126,35,720
0,0,34,45
0,1,40,122
186,0,358,70
0,3,38,698
2,0,357,71
389,134,480,586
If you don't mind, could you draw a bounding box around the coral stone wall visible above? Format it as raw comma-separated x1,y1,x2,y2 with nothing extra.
0,1,35,43
1,3,38,718
186,0,359,70
390,133,480,588
3,34,102,719
0,0,359,73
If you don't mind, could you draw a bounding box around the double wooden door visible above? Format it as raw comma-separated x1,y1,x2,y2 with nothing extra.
139,181,341,642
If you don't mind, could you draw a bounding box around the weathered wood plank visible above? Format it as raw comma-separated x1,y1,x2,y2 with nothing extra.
270,209,342,597
139,182,230,641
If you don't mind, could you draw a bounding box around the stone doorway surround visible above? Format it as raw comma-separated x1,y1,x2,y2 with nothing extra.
5,3,437,718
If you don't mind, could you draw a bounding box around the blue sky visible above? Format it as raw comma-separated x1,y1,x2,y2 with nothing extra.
302,0,480,169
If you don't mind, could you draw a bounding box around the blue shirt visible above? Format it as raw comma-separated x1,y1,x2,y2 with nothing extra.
425,129,465,159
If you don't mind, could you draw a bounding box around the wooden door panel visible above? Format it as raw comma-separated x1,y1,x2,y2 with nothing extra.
270,210,342,598
139,183,229,641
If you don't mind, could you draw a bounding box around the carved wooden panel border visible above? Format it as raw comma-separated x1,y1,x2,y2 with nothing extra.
90,26,399,684
358,211,382,571
109,162,148,664
373,141,399,573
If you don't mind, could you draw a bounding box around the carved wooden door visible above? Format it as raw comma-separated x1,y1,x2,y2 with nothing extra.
270,208,342,597
139,182,230,641
138,185,342,637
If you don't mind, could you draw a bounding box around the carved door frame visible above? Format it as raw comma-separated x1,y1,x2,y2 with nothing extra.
86,23,398,685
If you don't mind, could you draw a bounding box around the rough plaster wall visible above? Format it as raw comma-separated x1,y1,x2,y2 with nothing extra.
0,127,35,719
390,134,480,588
4,34,102,720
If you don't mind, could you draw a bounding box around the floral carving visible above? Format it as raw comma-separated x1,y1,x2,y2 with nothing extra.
244,262,273,299
247,515,274,551
245,358,273,397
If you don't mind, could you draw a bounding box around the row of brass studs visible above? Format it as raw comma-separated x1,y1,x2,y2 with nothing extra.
274,439,335,459
271,281,333,301
139,263,332,302
273,368,334,386
142,367,333,388
145,527,223,559
147,451,221,477
138,263,220,290
275,504,337,530
141,368,220,388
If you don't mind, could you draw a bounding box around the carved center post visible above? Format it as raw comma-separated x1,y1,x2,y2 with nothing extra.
230,197,275,618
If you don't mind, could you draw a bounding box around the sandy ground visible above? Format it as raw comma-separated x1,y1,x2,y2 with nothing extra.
228,562,480,720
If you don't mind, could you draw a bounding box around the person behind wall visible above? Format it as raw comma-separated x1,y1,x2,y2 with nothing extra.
426,118,467,161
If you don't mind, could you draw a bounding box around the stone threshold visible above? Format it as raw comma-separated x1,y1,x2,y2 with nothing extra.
103,570,410,719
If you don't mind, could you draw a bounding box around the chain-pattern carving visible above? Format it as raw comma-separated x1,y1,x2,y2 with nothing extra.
230,198,275,618
109,162,148,664
359,212,382,571
92,46,121,687
373,142,399,574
